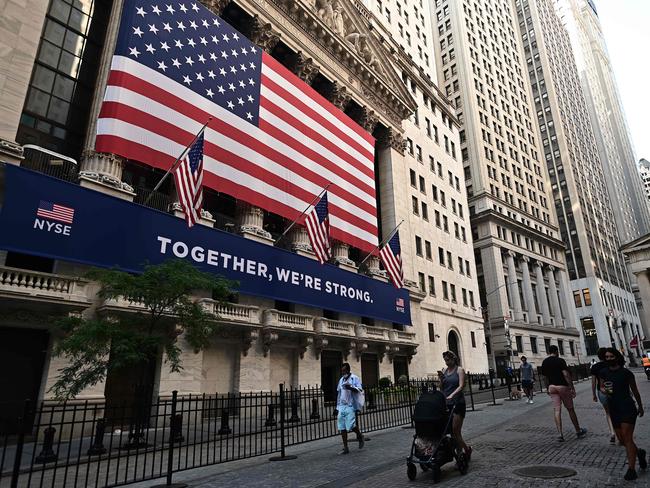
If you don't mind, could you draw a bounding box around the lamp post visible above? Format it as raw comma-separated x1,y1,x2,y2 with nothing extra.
481,280,518,373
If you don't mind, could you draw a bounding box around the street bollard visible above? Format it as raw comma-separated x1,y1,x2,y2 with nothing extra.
170,413,185,442
218,408,232,435
35,427,58,464
489,370,497,405
87,418,107,455
265,404,277,427
467,373,475,411
288,392,300,423
309,398,320,420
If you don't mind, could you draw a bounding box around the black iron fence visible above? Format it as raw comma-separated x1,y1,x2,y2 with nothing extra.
0,365,592,488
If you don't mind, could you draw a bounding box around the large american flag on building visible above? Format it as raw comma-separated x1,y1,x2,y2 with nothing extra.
96,0,378,252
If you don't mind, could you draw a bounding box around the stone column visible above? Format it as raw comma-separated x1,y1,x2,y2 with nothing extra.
157,334,203,395
237,202,273,244
291,226,315,258
79,150,135,200
634,270,650,340
505,251,523,321
520,256,538,323
558,269,577,329
480,246,509,323
333,242,357,272
535,262,552,326
292,52,320,85
546,266,563,327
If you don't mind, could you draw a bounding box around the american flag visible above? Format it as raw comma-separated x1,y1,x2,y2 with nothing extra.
305,192,331,264
36,201,75,224
95,0,378,252
174,130,204,226
380,232,403,288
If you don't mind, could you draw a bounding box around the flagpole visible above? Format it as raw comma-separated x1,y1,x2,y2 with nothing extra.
274,183,332,247
143,117,212,206
359,219,404,267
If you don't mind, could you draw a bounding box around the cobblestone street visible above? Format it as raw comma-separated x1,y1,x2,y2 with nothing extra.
130,370,650,488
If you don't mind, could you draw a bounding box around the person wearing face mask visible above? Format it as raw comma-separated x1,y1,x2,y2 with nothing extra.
598,348,646,481
335,363,364,455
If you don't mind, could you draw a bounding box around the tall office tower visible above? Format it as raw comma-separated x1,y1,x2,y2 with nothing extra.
364,0,488,374
555,0,650,243
430,0,583,371
515,0,644,359
638,159,650,205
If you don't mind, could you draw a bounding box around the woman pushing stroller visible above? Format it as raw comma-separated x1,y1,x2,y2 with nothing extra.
438,351,471,460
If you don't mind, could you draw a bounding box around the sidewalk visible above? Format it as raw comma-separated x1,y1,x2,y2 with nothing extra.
131,370,650,487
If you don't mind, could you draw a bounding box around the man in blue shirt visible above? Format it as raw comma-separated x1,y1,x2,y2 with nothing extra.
336,363,365,454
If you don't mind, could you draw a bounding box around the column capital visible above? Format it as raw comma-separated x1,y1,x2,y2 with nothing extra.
359,107,379,134
506,250,517,259
250,15,280,53
376,128,406,154
521,255,531,263
535,260,545,269
292,52,320,85
547,265,556,273
199,0,230,15
328,81,352,111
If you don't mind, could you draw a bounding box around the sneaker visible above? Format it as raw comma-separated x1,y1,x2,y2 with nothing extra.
638,449,647,470
624,468,638,481
339,447,350,455
576,428,587,439
358,437,365,450
610,435,616,445
529,399,534,404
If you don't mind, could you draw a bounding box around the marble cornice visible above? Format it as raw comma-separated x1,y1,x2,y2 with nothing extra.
237,0,415,129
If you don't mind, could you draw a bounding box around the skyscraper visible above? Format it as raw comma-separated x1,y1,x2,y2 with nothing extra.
638,159,650,204
515,0,643,359
555,0,650,243
431,0,583,371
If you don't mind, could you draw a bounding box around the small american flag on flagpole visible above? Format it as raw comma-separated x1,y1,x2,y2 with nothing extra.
305,192,331,264
380,232,403,288
174,131,204,227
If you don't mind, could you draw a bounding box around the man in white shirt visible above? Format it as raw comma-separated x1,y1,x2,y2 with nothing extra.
336,363,364,454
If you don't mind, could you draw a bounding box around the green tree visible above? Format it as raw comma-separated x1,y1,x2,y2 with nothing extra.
51,260,234,399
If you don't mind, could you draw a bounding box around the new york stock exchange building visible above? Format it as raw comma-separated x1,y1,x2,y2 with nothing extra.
0,0,489,412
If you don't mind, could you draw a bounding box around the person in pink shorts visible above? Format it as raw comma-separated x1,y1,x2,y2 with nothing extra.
541,345,587,442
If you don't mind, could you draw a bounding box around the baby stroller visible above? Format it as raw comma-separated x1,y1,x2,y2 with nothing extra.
406,387,469,483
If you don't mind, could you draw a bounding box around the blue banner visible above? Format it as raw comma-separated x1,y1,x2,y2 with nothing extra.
0,165,411,324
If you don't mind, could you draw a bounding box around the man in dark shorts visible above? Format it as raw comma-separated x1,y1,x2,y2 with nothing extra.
520,356,535,404
541,345,587,442
599,348,646,481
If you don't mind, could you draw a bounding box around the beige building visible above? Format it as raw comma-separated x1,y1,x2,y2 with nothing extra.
0,0,488,410
638,158,650,205
555,0,650,242
622,234,650,346
429,0,584,373
514,0,643,360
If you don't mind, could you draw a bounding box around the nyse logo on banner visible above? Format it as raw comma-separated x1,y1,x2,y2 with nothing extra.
396,297,405,313
33,200,75,236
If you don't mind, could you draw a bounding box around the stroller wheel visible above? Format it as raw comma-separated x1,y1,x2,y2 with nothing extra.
407,462,417,481
432,465,442,483
456,452,469,475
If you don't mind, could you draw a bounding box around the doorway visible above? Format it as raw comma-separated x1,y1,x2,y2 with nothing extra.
393,356,409,383
448,330,461,365
361,353,379,388
104,355,157,427
320,350,343,402
0,327,49,434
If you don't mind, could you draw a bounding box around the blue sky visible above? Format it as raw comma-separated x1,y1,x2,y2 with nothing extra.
595,0,650,162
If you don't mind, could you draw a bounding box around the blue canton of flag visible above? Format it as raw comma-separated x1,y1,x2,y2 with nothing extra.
380,232,403,288
114,0,263,125
305,192,331,264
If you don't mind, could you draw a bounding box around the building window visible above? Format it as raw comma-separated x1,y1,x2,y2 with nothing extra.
438,247,445,265
425,241,432,260
557,339,564,355
447,251,453,269
530,336,538,354
469,290,475,308
17,0,112,157
515,335,523,353
544,338,551,354
442,281,449,300
569,341,575,356
412,196,419,215
450,284,457,303
415,236,422,256
410,169,417,187
428,322,435,342
580,317,598,355
462,288,468,306
573,291,582,308
428,276,435,296
418,272,426,292
582,288,592,306
422,202,429,221
471,331,476,348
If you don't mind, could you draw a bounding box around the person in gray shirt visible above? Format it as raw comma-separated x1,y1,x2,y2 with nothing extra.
520,356,535,404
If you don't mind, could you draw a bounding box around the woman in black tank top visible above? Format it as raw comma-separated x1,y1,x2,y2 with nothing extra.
439,351,471,460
